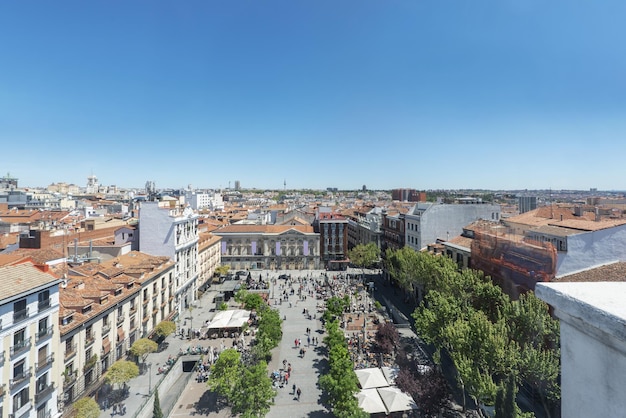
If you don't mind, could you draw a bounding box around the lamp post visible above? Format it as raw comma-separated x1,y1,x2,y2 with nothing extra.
148,363,152,394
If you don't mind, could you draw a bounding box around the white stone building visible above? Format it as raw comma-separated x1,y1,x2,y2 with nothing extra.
405,201,501,251
536,282,626,418
0,262,62,418
138,201,199,316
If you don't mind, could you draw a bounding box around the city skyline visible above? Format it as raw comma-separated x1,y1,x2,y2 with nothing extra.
2,1,625,191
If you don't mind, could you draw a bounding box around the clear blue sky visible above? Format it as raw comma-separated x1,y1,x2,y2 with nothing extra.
1,1,625,191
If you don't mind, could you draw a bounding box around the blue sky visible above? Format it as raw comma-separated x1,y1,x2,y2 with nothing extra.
1,1,625,191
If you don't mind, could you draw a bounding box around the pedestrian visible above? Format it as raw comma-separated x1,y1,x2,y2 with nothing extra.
292,383,296,394
294,338,298,348
297,387,301,400
283,359,287,369
112,403,118,415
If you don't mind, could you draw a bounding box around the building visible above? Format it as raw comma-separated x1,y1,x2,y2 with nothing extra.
405,201,501,252
536,282,626,418
314,208,348,270
380,209,408,254
517,196,537,214
345,206,383,250
197,232,221,292
59,252,175,409
213,224,320,270
391,189,426,202
138,201,199,316
0,262,62,418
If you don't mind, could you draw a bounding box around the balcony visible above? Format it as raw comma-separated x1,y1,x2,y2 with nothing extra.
102,322,111,335
64,343,77,360
116,314,126,326
85,334,96,348
35,382,55,403
38,298,51,313
0,383,5,397
63,370,78,386
9,402,33,418
9,369,32,389
35,353,54,372
0,350,5,365
36,326,53,343
129,305,137,315
10,337,32,357
13,308,29,324
142,298,148,306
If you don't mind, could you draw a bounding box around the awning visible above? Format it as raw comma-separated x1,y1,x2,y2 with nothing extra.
117,328,125,343
102,336,111,354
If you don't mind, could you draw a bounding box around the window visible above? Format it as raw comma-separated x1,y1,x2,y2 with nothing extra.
13,387,29,412
14,327,26,346
37,373,48,393
13,358,25,377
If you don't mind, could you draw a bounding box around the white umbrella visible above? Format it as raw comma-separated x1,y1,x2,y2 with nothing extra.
381,366,399,385
355,367,389,389
356,388,387,414
377,386,418,413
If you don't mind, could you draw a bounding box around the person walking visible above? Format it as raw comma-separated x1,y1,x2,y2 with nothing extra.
292,383,296,394
296,387,302,401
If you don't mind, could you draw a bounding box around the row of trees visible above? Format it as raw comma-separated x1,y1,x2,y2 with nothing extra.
383,247,559,416
208,302,283,417
319,319,369,418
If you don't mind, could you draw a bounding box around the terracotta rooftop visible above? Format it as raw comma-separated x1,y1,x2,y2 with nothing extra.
0,262,60,301
554,262,626,283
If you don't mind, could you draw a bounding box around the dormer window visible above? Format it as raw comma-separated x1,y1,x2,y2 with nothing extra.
100,295,109,305
61,313,74,325
114,288,123,296
82,305,92,314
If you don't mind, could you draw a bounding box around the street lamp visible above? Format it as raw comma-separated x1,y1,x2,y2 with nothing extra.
148,363,152,394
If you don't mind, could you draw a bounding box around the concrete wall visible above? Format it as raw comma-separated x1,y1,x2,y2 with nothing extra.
556,223,626,276
536,282,626,418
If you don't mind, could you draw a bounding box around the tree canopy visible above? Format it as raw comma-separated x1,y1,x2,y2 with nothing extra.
230,361,276,418
130,338,158,363
348,242,380,270
105,360,140,387
154,321,176,339
72,397,100,418
208,348,242,399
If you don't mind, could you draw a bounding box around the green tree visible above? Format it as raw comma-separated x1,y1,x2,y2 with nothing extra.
495,374,516,418
130,338,158,364
230,361,276,418
215,265,230,277
154,321,176,340
105,360,140,388
347,242,380,277
72,397,100,418
323,295,349,322
153,390,164,418
208,349,242,399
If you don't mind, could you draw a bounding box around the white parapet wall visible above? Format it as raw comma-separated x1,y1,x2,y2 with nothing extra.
535,282,626,418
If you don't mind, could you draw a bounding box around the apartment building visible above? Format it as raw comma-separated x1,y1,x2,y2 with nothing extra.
139,201,199,316
314,208,349,270
58,252,175,410
0,262,62,418
345,206,383,250
405,201,501,252
197,232,221,292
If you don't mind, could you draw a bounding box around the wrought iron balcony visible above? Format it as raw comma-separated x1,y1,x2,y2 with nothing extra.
0,383,5,397
9,369,32,389
116,314,126,326
102,322,111,335
85,334,95,348
63,370,78,386
35,382,55,403
10,337,32,357
35,353,54,372
64,343,77,360
36,326,53,342
38,298,51,312
13,308,29,324
129,305,137,315
0,350,5,365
